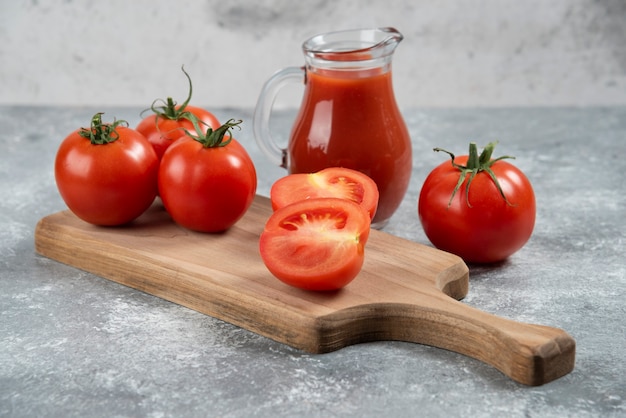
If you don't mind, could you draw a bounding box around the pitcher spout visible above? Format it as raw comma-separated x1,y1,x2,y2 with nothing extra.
375,27,403,57
303,27,404,65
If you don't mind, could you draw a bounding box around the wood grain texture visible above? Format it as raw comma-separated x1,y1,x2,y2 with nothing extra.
34,195,575,386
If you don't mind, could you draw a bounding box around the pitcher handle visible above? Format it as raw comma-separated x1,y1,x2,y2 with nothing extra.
253,66,305,168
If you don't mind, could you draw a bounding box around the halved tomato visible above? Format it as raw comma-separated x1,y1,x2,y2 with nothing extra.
270,167,379,221
259,198,371,291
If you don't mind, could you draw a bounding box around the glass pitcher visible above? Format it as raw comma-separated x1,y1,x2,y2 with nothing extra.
253,27,412,228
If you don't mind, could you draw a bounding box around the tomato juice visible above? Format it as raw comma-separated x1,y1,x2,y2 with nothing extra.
287,69,412,225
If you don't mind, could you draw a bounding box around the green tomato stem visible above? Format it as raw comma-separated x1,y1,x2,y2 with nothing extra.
467,142,480,169
184,119,243,148
144,65,195,122
433,141,516,208
78,113,128,145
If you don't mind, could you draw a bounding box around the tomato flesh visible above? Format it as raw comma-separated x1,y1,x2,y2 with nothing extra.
259,198,370,291
270,167,379,221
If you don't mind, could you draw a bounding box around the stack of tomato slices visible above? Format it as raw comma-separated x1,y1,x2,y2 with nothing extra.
259,167,379,291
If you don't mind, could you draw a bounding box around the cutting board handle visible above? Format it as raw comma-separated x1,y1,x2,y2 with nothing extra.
380,297,576,386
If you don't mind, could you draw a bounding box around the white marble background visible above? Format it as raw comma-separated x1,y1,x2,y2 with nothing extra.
1,0,625,109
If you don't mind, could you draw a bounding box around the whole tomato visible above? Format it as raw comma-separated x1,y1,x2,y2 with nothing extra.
136,66,221,160
159,119,257,232
55,113,159,226
418,142,536,264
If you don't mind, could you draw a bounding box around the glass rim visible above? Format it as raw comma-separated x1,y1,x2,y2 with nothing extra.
302,27,403,61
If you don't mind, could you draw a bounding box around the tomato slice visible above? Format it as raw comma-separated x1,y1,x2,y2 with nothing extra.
270,167,379,221
259,198,371,291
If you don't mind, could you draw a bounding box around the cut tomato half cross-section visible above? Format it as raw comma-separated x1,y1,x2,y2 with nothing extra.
270,167,379,221
259,197,371,291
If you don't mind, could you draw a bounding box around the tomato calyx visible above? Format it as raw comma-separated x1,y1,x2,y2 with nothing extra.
78,113,128,145
435,141,516,208
143,65,199,124
184,119,243,148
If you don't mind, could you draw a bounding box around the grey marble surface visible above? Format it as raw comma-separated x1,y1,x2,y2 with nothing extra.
1,105,624,417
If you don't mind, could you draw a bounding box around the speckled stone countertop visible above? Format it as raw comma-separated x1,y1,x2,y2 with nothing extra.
1,106,624,417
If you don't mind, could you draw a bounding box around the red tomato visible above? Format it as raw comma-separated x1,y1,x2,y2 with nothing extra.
158,119,257,232
136,105,220,160
418,142,536,264
136,67,220,160
55,113,159,226
259,198,371,291
270,167,380,221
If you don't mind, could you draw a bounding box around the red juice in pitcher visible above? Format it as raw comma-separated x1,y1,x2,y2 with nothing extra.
288,69,412,225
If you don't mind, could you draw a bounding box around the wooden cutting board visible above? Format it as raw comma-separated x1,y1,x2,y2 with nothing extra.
34,195,575,386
